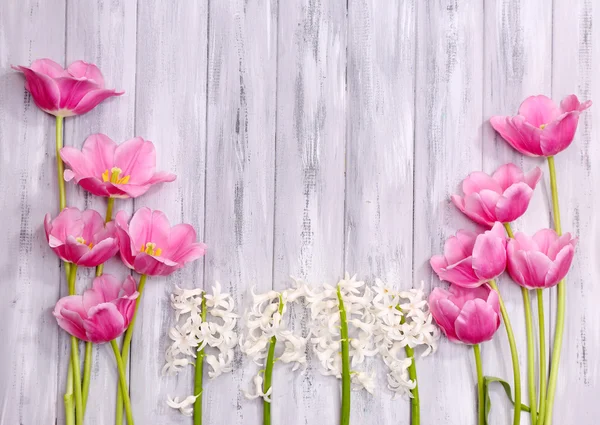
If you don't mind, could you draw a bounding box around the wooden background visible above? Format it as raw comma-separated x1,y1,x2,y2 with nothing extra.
0,0,598,424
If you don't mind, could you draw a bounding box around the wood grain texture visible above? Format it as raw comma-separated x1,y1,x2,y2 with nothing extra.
346,0,415,422
203,1,277,424
551,1,600,423
413,1,484,424
0,1,65,425
2,0,600,424
482,1,552,424
131,1,208,424
272,0,346,423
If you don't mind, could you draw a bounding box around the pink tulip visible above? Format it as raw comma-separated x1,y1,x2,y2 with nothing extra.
53,274,139,343
44,207,119,267
115,207,206,276
430,222,507,288
451,163,542,227
507,229,577,289
490,94,591,157
12,58,123,117
60,134,176,198
429,284,501,344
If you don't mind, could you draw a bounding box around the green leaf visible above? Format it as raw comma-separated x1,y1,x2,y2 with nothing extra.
483,376,530,424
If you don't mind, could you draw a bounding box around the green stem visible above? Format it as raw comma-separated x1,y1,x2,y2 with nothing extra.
82,342,92,411
336,285,351,425
64,360,75,425
71,335,84,425
522,289,537,425
193,293,207,425
397,306,419,424
544,156,565,425
56,115,66,210
111,340,134,425
473,344,484,425
66,265,83,425
262,294,284,425
488,279,521,425
537,289,547,424
116,274,147,425
82,198,115,410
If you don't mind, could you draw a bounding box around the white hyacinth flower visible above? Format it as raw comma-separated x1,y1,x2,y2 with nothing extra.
166,394,199,416
304,273,378,393
241,281,308,403
164,282,238,416
373,279,439,398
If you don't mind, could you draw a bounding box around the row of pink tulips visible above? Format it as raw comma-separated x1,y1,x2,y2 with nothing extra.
428,94,590,425
13,59,206,425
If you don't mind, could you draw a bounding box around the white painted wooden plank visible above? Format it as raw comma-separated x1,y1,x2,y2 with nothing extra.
413,1,484,424
57,2,138,424
271,0,347,424
202,1,277,424
345,0,415,423
130,1,209,424
482,2,553,424
0,1,65,424
551,1,600,423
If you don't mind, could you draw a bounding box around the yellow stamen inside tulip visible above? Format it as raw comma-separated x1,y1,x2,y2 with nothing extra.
140,242,162,256
540,124,547,130
75,237,93,249
102,167,131,184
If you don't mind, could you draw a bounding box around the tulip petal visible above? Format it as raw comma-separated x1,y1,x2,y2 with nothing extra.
461,193,498,227
115,211,137,269
54,295,88,341
462,171,502,195
440,258,482,288
83,275,122,311
532,228,559,256
429,289,460,342
495,182,534,223
72,88,123,115
84,303,126,343
77,237,118,267
491,163,524,191
545,244,575,287
30,59,68,78
559,94,592,113
67,60,105,87
133,253,174,276
114,137,157,183
507,248,553,289
77,177,112,197
490,116,544,157
13,66,61,113
56,77,101,110
472,229,506,280
81,133,118,177
517,95,560,127
455,299,500,344
523,166,543,189
540,112,580,156
547,233,576,260
130,208,171,250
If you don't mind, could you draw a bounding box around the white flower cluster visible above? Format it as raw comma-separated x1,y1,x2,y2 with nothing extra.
304,274,378,393
164,282,238,416
240,285,308,402
372,279,439,399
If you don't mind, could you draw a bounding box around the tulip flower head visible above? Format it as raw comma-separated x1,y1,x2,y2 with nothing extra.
115,207,206,276
430,222,507,288
507,229,577,289
60,134,176,198
429,284,501,345
490,94,591,157
44,207,119,267
452,163,542,227
12,59,123,117
53,274,139,343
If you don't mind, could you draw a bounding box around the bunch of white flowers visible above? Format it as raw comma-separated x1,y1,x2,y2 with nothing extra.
164,282,238,416
240,284,308,402
372,279,439,398
305,273,378,393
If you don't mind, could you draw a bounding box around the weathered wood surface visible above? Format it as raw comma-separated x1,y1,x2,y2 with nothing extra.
0,0,598,424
